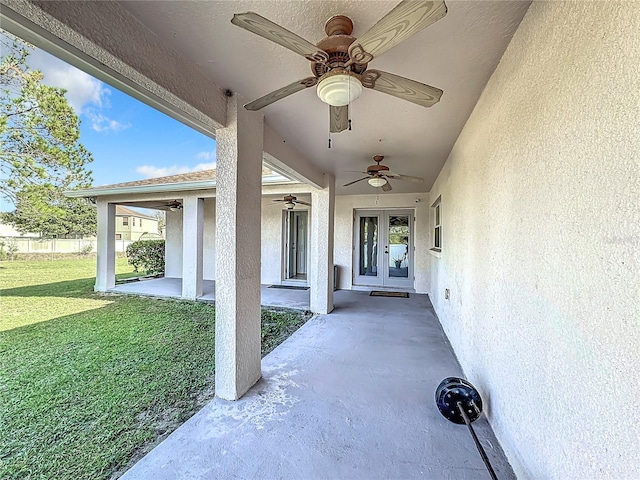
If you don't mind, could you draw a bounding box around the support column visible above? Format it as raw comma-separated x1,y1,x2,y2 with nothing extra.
95,200,115,291
310,175,335,314
181,196,204,299
215,94,263,400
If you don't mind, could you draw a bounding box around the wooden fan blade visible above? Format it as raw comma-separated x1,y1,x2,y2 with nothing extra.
232,12,328,62
343,177,370,187
245,77,317,111
272,199,286,202
296,200,311,206
329,105,349,133
364,70,443,108
381,181,392,192
390,173,424,182
350,0,447,60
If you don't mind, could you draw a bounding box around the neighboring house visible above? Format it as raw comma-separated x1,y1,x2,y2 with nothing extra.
115,205,159,241
12,2,639,479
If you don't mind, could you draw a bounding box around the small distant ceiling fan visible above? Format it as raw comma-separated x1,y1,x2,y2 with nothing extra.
147,200,183,211
271,195,311,210
343,155,424,192
231,0,447,132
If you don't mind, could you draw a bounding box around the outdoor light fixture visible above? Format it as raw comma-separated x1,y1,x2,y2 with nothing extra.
286,202,295,210
316,69,363,107
368,177,387,188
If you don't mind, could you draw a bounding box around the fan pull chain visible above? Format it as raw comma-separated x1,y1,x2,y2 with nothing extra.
348,78,353,131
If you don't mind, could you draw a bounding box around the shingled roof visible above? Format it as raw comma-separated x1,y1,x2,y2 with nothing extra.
115,205,157,220
98,169,216,190
91,166,278,190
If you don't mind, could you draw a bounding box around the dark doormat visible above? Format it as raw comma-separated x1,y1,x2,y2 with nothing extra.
370,291,409,298
268,285,310,290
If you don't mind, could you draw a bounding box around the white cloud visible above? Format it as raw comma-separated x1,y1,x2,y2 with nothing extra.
196,150,216,161
84,110,130,133
28,49,108,113
136,162,216,179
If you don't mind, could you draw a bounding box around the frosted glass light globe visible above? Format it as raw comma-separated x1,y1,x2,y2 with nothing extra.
368,177,387,188
317,72,363,107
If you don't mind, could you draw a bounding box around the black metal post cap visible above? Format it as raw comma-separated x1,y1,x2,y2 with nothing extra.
435,377,483,424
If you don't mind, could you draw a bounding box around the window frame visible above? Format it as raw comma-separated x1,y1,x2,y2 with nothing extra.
122,216,128,226
430,197,442,254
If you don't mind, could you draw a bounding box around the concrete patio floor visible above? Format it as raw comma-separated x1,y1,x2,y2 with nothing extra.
111,277,310,310
121,291,515,480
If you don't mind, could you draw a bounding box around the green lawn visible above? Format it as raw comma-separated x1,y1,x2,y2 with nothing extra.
0,258,310,479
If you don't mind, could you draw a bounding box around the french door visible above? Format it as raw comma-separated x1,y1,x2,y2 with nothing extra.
284,210,308,281
353,210,414,288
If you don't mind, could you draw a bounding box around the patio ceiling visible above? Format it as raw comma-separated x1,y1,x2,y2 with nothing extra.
120,1,530,194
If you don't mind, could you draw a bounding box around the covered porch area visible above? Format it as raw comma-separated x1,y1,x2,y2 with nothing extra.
112,277,311,310
122,290,514,479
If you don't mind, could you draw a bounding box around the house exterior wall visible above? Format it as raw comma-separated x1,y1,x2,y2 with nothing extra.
428,2,640,479
261,199,285,285
202,198,216,281
334,193,431,293
165,199,216,280
115,215,158,241
165,209,182,278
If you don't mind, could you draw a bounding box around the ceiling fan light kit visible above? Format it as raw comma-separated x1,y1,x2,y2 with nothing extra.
368,177,387,188
316,69,363,106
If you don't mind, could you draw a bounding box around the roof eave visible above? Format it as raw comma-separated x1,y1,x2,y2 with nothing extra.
64,180,217,198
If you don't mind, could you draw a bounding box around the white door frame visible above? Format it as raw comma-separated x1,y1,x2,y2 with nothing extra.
353,209,414,289
282,209,310,283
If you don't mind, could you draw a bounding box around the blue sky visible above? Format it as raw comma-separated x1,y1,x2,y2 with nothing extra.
26,43,217,188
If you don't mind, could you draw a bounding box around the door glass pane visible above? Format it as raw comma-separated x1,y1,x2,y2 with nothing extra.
388,215,409,278
296,213,306,275
359,216,378,276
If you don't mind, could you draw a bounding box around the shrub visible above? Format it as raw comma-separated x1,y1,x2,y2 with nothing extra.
126,239,165,274
6,241,18,260
79,242,94,255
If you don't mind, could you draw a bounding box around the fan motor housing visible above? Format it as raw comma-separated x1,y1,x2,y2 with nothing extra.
312,15,369,77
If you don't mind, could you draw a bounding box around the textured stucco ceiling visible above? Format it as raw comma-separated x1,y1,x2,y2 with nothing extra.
121,1,530,194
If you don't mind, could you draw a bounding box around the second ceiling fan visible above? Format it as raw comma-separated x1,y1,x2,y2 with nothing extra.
344,155,424,192
231,0,447,133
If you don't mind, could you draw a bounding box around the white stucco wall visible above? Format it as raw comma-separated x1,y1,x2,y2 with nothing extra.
428,3,640,479
165,198,216,280
261,198,285,285
165,209,182,278
202,198,216,281
334,193,431,293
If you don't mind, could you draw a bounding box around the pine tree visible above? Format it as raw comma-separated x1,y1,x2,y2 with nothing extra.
0,32,96,237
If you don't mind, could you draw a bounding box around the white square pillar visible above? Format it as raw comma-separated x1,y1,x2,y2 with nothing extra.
310,176,335,314
181,196,204,299
95,200,116,291
215,94,263,400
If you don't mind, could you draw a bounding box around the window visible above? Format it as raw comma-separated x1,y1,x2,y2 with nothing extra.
122,217,128,226
431,197,442,252
115,234,122,240
132,217,135,226
140,218,142,227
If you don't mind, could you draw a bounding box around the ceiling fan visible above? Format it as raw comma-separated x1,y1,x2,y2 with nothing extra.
343,155,424,192
231,0,447,133
146,200,183,211
271,195,311,210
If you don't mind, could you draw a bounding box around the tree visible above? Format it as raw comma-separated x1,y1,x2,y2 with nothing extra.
154,210,166,235
0,32,96,237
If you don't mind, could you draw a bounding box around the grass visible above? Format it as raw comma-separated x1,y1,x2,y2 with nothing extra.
0,259,311,479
